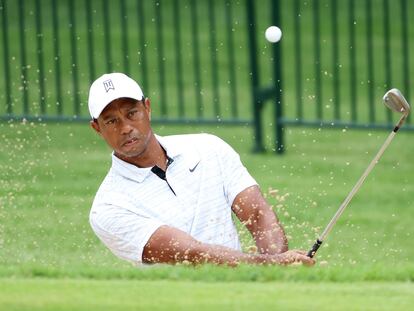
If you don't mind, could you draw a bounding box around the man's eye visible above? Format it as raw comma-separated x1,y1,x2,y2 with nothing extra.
128,110,138,117
106,119,116,125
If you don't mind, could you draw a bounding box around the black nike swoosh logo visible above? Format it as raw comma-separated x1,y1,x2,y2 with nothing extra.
189,161,200,172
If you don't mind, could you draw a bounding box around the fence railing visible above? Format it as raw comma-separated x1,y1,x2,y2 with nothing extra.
1,0,413,153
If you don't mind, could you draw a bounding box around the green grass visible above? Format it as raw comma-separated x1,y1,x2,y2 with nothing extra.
1,119,413,309
1,121,413,282
1,278,413,311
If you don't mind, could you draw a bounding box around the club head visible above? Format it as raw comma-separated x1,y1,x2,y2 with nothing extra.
383,88,411,116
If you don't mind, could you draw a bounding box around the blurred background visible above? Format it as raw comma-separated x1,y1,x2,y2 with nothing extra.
1,0,413,151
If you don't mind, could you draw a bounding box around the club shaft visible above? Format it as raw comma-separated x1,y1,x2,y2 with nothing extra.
319,130,396,241
317,114,406,243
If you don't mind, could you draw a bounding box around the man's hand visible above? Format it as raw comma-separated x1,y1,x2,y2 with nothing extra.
267,250,315,266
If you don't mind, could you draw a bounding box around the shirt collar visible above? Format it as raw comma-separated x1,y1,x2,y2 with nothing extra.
111,153,153,183
111,134,200,183
155,134,182,158
156,134,200,168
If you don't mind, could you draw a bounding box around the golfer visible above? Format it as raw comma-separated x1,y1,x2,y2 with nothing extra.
88,72,315,267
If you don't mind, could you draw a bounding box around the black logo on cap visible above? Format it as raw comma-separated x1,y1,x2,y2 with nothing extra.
103,80,115,92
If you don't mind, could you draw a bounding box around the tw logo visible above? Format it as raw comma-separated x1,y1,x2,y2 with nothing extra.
103,79,115,92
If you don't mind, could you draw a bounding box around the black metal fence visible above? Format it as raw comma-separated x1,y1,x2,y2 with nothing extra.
1,0,413,153
260,0,414,153
0,0,254,124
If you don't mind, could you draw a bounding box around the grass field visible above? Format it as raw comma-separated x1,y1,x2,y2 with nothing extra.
1,278,414,311
1,120,413,308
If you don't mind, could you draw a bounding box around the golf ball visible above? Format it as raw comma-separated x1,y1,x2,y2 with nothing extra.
265,26,282,43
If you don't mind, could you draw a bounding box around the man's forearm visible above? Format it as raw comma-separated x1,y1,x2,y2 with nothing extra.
182,241,266,266
143,227,259,266
232,186,289,255
252,216,288,254
188,242,305,266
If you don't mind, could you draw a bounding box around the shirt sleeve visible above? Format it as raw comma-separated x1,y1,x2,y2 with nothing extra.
89,204,165,264
212,135,258,205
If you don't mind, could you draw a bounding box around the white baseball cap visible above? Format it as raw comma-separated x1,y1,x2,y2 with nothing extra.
88,72,144,119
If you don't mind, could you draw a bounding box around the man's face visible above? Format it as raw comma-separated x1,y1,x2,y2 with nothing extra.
91,97,153,159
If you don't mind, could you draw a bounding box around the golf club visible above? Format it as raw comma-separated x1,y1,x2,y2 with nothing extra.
307,88,411,258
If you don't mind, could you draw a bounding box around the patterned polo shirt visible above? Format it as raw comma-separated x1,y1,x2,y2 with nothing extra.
89,133,257,264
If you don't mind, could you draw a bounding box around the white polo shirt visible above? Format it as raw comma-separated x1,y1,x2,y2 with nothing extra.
89,133,257,264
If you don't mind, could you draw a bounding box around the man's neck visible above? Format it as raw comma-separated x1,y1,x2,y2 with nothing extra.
115,136,168,169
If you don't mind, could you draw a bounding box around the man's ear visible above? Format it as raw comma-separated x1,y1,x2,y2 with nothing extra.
144,98,151,120
90,119,102,135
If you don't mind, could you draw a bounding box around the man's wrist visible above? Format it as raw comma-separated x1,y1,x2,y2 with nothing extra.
243,253,274,265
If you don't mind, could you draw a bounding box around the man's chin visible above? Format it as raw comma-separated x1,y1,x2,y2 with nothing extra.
115,148,145,160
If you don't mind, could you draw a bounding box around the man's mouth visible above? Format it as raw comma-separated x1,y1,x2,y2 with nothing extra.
122,137,139,147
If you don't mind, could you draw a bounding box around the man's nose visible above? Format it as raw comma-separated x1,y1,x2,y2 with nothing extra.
119,119,134,135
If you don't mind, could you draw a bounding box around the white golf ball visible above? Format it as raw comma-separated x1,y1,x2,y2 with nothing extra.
265,26,282,43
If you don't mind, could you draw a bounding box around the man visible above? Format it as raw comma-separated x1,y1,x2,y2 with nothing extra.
88,72,314,267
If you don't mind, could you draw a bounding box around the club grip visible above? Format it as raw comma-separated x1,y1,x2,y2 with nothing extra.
307,239,323,258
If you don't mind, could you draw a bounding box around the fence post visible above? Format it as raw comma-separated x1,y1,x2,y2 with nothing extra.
52,0,63,115
35,0,46,115
18,0,29,115
1,0,12,115
69,0,80,117
246,0,265,152
272,0,284,154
